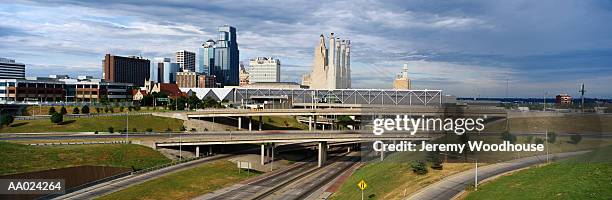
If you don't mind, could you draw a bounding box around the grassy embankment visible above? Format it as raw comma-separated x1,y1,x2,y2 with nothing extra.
464,145,612,200
97,160,260,200
0,142,170,175
0,115,183,133
485,114,612,133
24,106,174,116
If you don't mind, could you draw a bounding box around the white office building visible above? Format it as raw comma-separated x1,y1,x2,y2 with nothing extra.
248,57,280,83
175,50,196,72
0,57,25,79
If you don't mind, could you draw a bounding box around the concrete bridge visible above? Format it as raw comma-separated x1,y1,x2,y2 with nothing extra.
154,131,438,167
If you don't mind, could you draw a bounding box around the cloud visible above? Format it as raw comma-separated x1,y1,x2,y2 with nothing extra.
1,0,611,97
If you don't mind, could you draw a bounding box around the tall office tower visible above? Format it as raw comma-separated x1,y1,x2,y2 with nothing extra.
393,64,412,89
249,57,280,83
175,50,196,72
198,40,216,75
305,33,351,89
197,25,240,86
0,57,25,79
213,25,239,86
154,58,180,84
103,54,150,86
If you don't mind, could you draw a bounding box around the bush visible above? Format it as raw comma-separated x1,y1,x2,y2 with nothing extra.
426,151,443,170
73,107,80,114
96,107,101,113
81,105,90,114
48,107,57,115
108,127,114,133
1,114,14,127
120,106,125,112
50,113,63,124
146,128,153,132
104,107,110,113
180,126,186,131
548,132,556,143
500,131,517,144
190,128,197,132
60,106,67,115
132,128,137,132
94,131,99,134
570,134,582,144
411,160,428,175
535,138,545,144
128,106,133,112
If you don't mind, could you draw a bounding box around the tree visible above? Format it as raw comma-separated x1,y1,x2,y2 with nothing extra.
104,107,110,113
50,113,63,124
81,105,90,114
60,106,67,115
547,132,556,144
187,95,202,110
411,160,428,175
1,114,14,127
48,107,57,115
120,106,125,112
426,151,443,170
500,131,517,144
95,107,101,113
73,107,80,114
570,134,582,144
108,127,114,133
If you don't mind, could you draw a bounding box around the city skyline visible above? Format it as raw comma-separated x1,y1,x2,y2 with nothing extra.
1,1,611,97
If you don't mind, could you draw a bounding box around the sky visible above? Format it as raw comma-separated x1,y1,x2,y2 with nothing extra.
1,0,611,98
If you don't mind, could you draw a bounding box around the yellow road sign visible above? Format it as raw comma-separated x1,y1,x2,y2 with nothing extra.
357,180,367,190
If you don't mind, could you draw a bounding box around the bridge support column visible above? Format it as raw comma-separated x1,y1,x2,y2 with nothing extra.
258,116,263,131
308,116,313,131
314,116,317,130
196,146,200,157
318,141,327,167
261,144,266,165
249,117,252,131
209,145,213,155
238,117,242,130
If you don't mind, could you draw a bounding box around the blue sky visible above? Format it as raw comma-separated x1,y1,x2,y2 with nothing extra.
1,0,611,98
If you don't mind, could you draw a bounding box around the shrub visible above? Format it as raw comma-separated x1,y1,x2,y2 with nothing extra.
73,107,80,114
60,106,67,115
108,127,114,133
500,131,517,144
180,126,186,131
128,106,133,112
190,128,197,132
48,107,57,115
146,128,153,132
96,107,101,113
535,138,545,144
570,134,582,144
81,105,90,114
1,114,14,127
548,132,556,143
104,107,110,113
426,151,443,170
50,113,63,124
411,160,428,175
120,106,125,112
94,131,99,134
132,128,137,132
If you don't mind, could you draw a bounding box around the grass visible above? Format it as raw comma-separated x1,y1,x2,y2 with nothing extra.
259,116,309,130
0,142,170,175
485,115,612,133
330,151,474,200
97,160,260,200
464,146,612,200
0,115,183,133
25,106,173,116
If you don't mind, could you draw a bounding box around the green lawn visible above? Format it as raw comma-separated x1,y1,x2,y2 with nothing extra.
258,116,309,130
0,115,183,133
97,160,260,200
465,146,612,200
0,142,170,175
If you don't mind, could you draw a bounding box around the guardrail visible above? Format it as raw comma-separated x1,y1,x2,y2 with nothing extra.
28,140,131,146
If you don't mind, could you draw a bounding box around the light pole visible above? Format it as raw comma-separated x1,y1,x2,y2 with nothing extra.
126,110,129,142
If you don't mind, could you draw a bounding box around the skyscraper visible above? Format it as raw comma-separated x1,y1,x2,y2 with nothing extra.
103,54,150,86
304,33,351,89
175,50,196,72
198,25,240,87
154,58,180,84
249,57,280,83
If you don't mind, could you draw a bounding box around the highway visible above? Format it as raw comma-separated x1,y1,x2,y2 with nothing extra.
53,153,244,200
406,151,590,200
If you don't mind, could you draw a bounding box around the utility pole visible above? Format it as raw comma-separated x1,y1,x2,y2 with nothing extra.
579,83,585,113
543,91,548,111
